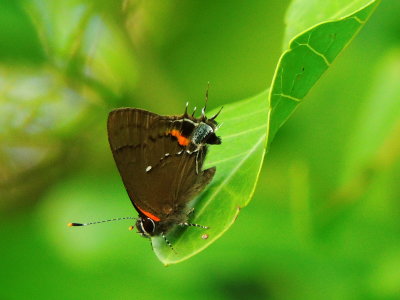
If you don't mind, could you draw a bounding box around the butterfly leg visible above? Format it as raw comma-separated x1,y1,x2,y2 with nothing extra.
201,82,210,121
161,233,176,253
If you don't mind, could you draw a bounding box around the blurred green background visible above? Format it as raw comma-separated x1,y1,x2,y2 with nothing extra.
1,0,400,299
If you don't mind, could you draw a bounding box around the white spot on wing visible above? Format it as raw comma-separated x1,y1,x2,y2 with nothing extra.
146,166,152,172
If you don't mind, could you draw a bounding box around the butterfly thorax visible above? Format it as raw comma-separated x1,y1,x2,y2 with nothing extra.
167,116,221,152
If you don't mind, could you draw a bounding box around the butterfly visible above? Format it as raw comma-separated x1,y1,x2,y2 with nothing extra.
69,90,222,250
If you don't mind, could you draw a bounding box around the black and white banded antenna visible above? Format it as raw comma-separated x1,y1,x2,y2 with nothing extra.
68,216,137,229
180,222,209,229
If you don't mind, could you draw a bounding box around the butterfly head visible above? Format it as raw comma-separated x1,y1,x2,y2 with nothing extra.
136,217,157,237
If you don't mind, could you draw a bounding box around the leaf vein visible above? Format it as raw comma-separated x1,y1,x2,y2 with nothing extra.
350,16,364,24
223,124,267,139
207,152,247,166
273,93,301,102
296,43,331,66
226,109,267,122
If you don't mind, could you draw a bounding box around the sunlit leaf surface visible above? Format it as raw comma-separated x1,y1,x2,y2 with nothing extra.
154,91,269,264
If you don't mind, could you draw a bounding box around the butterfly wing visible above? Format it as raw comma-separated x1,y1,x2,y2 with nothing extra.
107,108,213,220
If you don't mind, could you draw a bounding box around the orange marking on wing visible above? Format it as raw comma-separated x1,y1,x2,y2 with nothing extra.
170,129,190,146
136,205,161,221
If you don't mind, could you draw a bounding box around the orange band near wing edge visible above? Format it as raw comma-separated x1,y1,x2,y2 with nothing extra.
136,205,161,222
170,129,190,146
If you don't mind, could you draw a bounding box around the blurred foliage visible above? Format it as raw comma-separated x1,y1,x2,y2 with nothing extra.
0,0,399,299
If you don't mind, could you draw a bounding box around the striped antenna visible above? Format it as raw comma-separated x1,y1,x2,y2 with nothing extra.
180,222,209,229
205,81,210,110
68,216,136,227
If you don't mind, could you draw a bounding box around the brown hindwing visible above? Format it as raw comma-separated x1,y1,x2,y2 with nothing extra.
107,108,212,220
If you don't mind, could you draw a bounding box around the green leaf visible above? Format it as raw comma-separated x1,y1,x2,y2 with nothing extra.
269,0,380,138
153,0,381,265
153,91,269,265
283,0,377,47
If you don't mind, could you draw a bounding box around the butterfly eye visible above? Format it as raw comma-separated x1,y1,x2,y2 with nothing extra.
139,217,156,236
